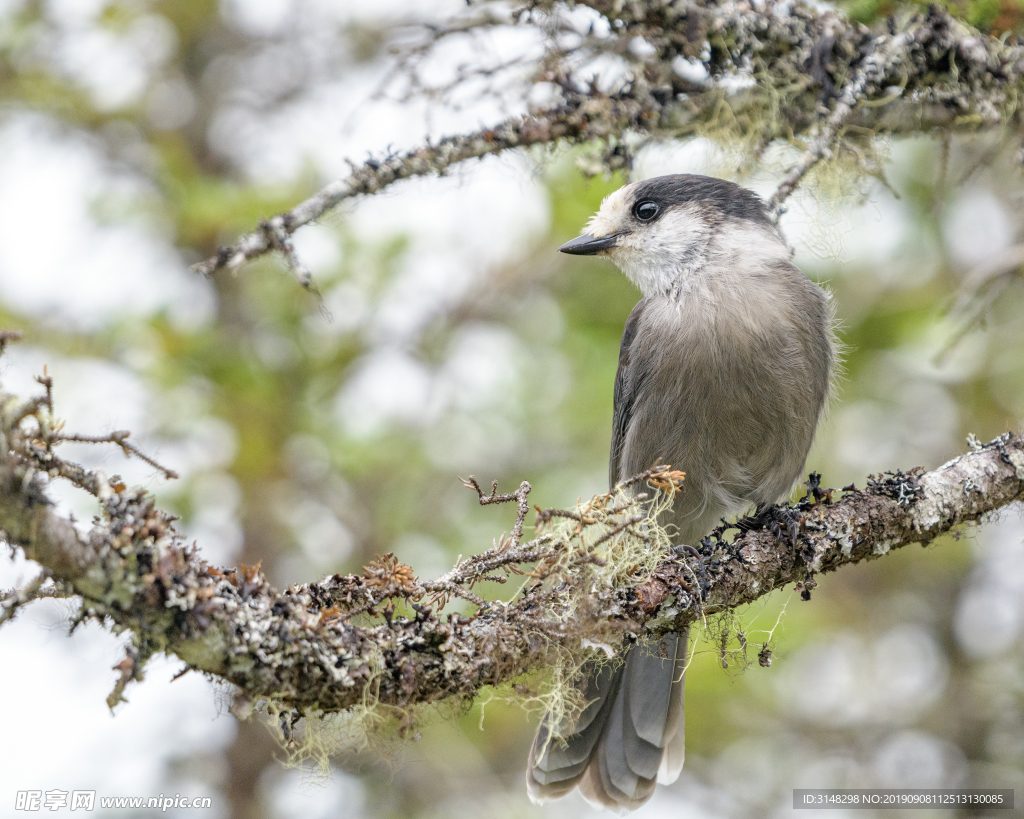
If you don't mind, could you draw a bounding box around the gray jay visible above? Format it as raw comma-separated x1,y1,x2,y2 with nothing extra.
526,174,835,812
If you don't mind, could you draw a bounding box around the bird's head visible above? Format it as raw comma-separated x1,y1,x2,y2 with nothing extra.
559,174,782,297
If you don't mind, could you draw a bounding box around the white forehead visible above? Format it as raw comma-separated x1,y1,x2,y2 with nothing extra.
585,182,639,238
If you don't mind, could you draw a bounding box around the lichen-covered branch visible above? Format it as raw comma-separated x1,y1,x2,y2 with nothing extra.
767,30,912,218
195,0,1024,282
2,346,1023,718
0,571,69,625
191,99,648,281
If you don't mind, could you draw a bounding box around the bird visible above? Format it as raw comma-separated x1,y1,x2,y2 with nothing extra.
526,174,836,812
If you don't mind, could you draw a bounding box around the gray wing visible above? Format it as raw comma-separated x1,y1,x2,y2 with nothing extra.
609,298,652,489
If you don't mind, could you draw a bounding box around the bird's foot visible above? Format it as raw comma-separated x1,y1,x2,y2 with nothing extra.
735,510,765,533
736,504,803,546
768,505,803,546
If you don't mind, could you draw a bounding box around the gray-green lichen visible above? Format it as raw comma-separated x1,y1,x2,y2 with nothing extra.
3,367,1024,733
195,0,1024,280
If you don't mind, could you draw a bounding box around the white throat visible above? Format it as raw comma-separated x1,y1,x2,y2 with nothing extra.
608,209,790,300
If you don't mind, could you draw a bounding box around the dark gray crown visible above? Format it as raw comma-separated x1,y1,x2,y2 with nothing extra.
630,174,771,226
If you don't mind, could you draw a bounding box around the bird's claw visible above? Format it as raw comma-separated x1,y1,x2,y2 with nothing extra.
736,505,803,546
766,505,803,546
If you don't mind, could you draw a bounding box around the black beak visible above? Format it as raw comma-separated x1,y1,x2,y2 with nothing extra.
558,232,626,255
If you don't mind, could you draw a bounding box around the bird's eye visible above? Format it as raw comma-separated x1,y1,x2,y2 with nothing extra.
634,201,660,222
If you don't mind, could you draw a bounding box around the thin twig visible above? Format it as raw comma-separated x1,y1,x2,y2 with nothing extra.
0,329,22,356
55,431,179,480
937,243,1024,363
0,572,55,625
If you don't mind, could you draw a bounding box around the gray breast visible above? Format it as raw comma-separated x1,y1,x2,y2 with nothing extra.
611,262,833,546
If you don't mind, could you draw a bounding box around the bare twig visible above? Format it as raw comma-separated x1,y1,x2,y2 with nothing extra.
0,572,50,625
0,329,22,356
54,431,179,480
460,475,532,548
34,369,54,413
937,243,1024,362
260,219,316,291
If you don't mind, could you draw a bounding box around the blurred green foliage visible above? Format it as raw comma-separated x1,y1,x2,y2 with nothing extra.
841,0,1024,34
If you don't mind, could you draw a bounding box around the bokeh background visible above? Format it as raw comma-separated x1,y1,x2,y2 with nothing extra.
2,1,1024,817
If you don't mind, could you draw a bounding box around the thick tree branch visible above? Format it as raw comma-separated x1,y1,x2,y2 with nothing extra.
2,357,1022,717
194,1,1024,282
